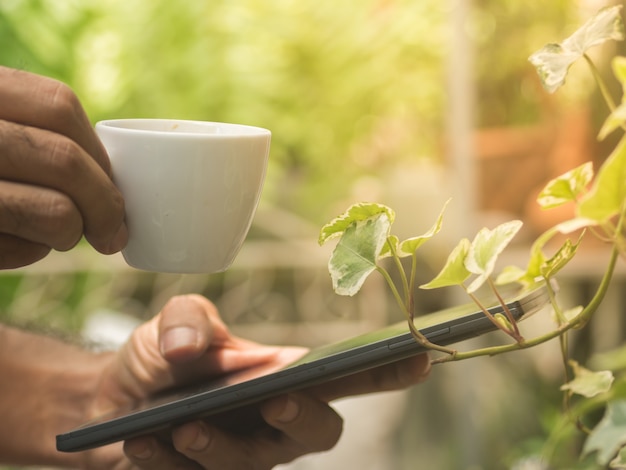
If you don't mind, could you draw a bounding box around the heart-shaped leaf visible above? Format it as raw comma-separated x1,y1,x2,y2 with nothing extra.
327,212,392,296
578,135,626,223
497,217,597,286
540,231,584,279
319,202,395,245
529,5,624,93
610,447,626,469
394,199,450,257
584,400,626,465
561,360,614,398
600,56,626,140
537,162,594,209
465,220,523,293
420,238,471,289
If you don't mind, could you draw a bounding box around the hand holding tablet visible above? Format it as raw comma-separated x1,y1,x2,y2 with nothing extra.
57,283,549,453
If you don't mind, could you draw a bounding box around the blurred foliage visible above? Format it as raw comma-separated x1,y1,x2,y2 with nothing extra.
0,0,576,223
0,0,446,222
472,0,577,126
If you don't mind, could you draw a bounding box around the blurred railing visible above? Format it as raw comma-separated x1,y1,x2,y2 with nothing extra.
2,204,395,349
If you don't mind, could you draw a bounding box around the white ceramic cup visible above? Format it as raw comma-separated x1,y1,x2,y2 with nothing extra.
96,119,271,273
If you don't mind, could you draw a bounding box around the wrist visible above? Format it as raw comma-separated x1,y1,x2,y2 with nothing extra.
0,325,113,467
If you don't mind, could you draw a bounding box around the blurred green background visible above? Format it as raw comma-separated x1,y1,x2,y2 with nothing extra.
2,1,623,469
0,0,576,221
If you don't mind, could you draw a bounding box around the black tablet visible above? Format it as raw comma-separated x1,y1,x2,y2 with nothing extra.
56,283,549,452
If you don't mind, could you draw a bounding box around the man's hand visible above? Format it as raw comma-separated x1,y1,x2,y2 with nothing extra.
77,295,430,470
0,67,127,268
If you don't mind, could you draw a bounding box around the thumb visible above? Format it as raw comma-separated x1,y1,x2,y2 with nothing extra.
94,295,219,410
158,295,215,363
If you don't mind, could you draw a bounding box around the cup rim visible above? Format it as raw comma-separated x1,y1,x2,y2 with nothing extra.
96,119,271,138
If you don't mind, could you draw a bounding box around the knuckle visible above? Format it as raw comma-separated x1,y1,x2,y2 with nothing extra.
0,120,35,158
43,79,82,123
37,192,83,250
48,135,84,176
0,183,81,252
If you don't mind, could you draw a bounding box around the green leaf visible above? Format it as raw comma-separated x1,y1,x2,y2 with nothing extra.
493,312,514,333
528,5,625,93
599,102,626,141
397,198,450,257
420,238,471,289
584,400,626,465
614,55,626,85
540,231,584,279
537,162,594,209
497,239,548,287
528,43,580,93
561,360,614,398
610,447,626,469
495,265,527,285
327,212,391,296
319,202,395,245
600,56,626,140
578,135,626,222
379,234,399,258
419,238,472,290
553,217,599,234
465,220,523,293
503,218,596,286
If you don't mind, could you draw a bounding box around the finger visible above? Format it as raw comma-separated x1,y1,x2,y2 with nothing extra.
0,66,111,173
171,422,249,470
172,395,342,470
159,295,214,363
0,233,50,269
159,294,301,370
307,353,432,402
0,181,83,251
260,393,343,454
124,435,201,470
106,295,291,406
0,120,127,254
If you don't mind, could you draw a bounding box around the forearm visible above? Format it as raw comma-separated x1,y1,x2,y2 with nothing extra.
0,324,111,467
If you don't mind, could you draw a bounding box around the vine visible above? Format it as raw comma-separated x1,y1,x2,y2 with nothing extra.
319,5,626,467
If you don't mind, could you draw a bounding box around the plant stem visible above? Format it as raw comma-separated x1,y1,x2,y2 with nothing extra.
542,385,611,464
407,253,419,323
558,334,574,426
376,265,405,316
487,277,522,339
386,237,410,307
466,288,523,343
584,53,617,112
432,244,620,364
375,265,456,355
575,208,624,328
547,276,567,325
545,278,575,420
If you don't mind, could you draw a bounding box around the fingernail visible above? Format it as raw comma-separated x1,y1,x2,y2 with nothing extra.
275,396,300,423
161,327,198,356
188,425,211,452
